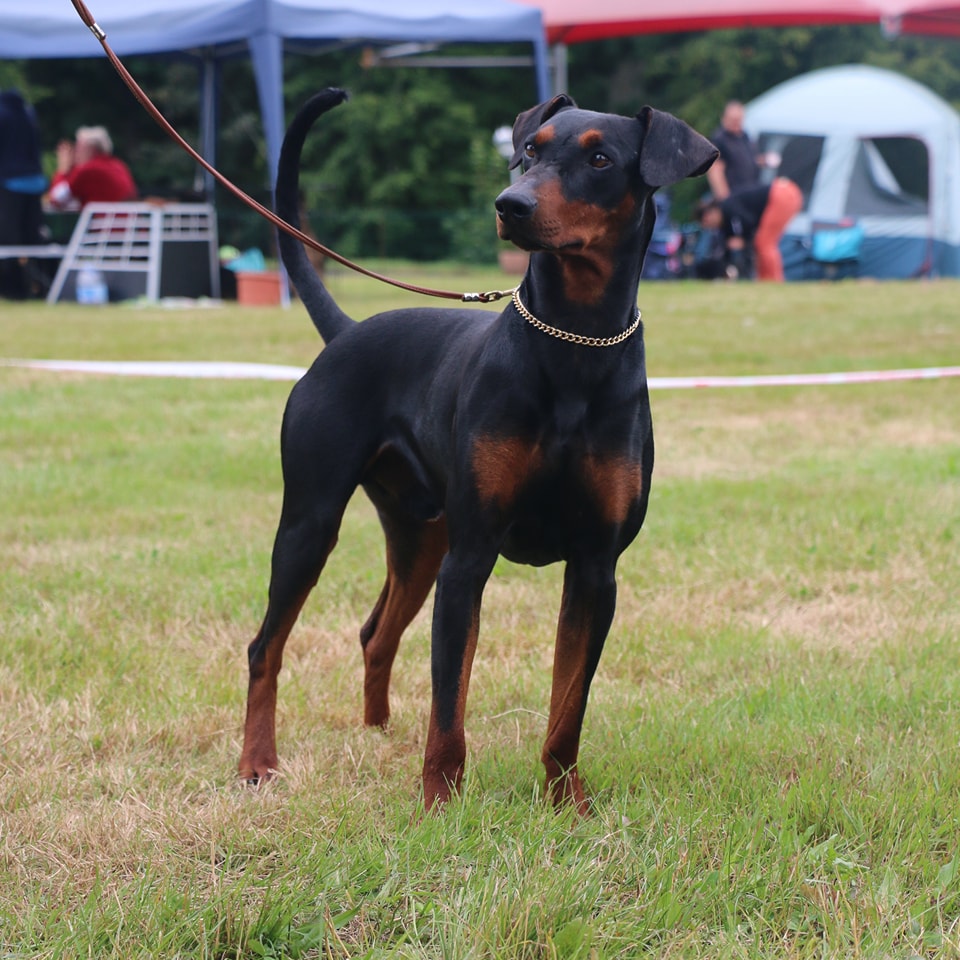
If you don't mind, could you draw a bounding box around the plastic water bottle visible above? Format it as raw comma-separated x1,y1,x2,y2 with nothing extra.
76,268,108,305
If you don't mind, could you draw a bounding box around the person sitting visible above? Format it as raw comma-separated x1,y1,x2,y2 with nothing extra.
48,125,137,210
696,178,803,282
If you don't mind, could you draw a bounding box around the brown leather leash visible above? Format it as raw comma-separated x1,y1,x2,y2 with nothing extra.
68,0,516,305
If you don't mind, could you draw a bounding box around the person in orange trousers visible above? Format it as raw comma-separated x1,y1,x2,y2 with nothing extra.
696,177,803,281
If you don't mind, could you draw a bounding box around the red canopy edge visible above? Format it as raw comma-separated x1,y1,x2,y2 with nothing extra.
546,12,879,43
507,0,960,44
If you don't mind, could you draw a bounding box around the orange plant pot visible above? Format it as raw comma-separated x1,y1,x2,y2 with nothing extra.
236,271,282,305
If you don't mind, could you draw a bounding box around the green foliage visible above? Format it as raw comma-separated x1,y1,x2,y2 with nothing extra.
295,82,507,260
0,61,30,94
428,129,513,265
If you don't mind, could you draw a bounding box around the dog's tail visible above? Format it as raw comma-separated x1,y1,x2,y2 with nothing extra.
276,88,353,343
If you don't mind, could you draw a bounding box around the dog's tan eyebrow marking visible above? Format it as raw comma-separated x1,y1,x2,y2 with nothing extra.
578,129,604,150
534,125,556,146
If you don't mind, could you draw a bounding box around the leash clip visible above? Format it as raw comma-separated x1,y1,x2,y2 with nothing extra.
462,287,518,304
72,0,106,39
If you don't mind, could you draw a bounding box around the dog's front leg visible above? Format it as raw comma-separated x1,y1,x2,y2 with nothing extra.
542,557,617,814
421,545,498,809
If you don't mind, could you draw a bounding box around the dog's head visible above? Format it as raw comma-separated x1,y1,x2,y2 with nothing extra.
495,95,717,260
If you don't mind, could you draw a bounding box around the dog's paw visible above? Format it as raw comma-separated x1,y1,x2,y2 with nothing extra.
546,770,592,816
237,757,279,787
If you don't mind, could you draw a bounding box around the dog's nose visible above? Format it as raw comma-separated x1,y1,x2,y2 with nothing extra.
495,190,536,222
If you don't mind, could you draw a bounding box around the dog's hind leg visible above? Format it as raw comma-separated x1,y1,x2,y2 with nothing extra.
239,396,367,783
359,510,448,728
239,499,346,783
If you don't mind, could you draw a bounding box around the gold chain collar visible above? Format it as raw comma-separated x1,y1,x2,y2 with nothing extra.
512,289,641,348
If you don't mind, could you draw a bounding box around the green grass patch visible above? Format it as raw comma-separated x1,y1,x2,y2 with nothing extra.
1,271,959,957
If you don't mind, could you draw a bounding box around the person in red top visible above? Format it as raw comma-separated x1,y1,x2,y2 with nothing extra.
48,125,137,209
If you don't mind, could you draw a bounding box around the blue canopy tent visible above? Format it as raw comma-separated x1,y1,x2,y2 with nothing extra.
2,0,551,189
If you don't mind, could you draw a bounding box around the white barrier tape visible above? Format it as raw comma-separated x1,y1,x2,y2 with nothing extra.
1,359,307,380
3,359,960,388
649,366,960,389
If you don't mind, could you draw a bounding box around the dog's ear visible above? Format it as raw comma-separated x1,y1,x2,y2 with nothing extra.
508,94,577,170
636,106,719,188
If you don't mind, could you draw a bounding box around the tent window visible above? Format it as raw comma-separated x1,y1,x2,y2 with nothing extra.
845,137,929,217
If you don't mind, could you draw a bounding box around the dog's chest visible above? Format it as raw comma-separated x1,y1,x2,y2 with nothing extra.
488,430,641,498
469,394,649,564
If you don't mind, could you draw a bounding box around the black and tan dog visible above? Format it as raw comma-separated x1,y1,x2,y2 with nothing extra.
239,88,716,812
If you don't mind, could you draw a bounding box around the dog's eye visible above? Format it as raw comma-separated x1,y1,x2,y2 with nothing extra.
520,143,537,172
590,152,612,169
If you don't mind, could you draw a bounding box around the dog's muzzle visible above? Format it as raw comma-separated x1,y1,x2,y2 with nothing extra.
495,184,538,243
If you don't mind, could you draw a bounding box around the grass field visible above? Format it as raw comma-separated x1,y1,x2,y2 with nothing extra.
2,270,959,958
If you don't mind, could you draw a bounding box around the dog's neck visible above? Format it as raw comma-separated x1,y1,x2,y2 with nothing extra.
515,193,655,342
519,246,644,342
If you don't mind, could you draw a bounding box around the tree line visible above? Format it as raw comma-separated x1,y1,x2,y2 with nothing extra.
3,25,959,260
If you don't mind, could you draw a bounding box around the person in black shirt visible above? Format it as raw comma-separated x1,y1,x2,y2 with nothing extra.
696,178,803,281
707,100,763,200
